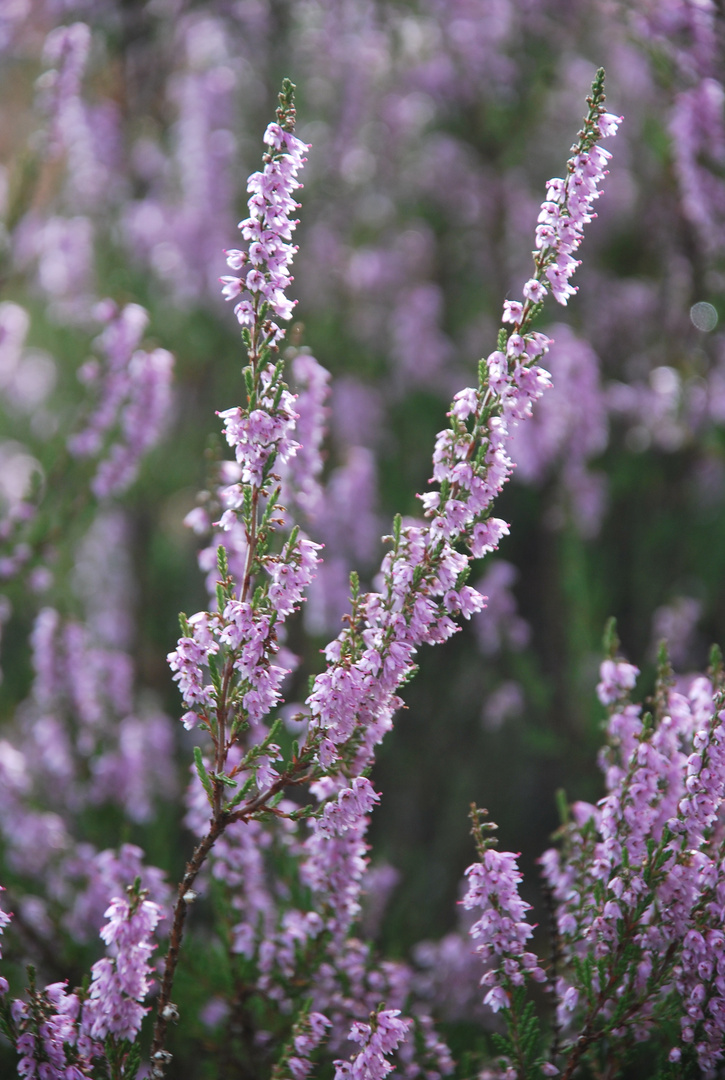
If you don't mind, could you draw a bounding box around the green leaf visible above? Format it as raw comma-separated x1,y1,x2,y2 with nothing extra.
265,717,282,746
273,373,286,410
261,487,281,525
225,774,257,810
213,772,238,788
207,652,222,696
603,616,619,658
555,787,570,826
490,1032,510,1057
194,747,214,805
455,565,470,588
478,357,487,388
709,642,723,682
122,1040,142,1080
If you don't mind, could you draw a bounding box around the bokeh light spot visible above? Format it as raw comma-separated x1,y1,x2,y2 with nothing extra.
690,301,718,332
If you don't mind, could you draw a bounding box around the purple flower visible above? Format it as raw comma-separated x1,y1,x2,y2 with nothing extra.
10,978,95,1078
334,1008,411,1080
670,79,725,255
222,118,308,335
276,1009,332,1080
462,847,546,1011
68,303,174,498
534,116,621,307
82,887,164,1043
597,659,640,705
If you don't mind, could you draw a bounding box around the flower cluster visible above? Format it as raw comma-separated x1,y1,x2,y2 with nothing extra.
462,848,546,1013
168,563,315,739
221,82,308,345
670,79,725,254
596,656,640,705
0,61,660,1080
10,979,96,1080
301,777,381,941
218,368,300,491
453,642,725,1076
282,351,331,519
273,1008,332,1080
301,72,620,787
535,109,622,305
530,644,725,1073
168,72,626,1076
83,885,164,1043
68,302,174,498
158,70,620,1080
167,85,321,773
334,1009,411,1080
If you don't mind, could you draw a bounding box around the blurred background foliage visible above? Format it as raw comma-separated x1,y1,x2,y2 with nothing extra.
1,0,725,1072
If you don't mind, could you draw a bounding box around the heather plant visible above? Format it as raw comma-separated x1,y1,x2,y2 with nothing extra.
4,2,725,770
6,62,700,1080
461,634,725,1078
3,2,725,1079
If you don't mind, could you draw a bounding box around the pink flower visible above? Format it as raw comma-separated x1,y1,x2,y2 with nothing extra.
597,659,639,705
82,890,164,1043
470,518,510,558
220,276,243,300
502,300,524,324
523,278,547,302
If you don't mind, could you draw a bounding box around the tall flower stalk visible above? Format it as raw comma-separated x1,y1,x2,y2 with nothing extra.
152,71,620,1074
154,79,320,1069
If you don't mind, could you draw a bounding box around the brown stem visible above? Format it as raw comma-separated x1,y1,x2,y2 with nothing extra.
543,879,563,1062
149,811,231,1067
148,752,314,1073
558,932,677,1080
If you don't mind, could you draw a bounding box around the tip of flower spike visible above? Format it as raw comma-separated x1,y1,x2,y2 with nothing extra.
276,77,297,133
588,68,606,110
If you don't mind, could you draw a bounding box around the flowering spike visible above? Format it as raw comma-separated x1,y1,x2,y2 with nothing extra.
82,885,164,1043
463,842,546,1014
161,67,621,1079
334,1008,411,1080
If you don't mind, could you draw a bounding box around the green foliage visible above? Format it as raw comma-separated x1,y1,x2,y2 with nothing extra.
194,747,215,805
